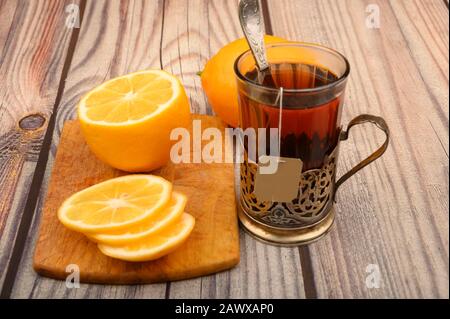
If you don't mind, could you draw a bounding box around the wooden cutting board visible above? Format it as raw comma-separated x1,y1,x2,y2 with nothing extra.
33,115,239,284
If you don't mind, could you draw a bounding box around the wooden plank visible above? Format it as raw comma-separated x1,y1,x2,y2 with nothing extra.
390,0,449,154
268,0,449,298
0,0,80,291
0,0,17,59
10,0,168,298
160,0,305,298
169,230,305,298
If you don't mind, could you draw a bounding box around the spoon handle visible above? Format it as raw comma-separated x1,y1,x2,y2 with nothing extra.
238,0,269,71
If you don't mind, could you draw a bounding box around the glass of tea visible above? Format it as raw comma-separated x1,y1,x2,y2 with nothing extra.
234,42,389,245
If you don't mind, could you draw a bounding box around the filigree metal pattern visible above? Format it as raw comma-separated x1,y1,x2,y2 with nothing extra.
240,146,338,228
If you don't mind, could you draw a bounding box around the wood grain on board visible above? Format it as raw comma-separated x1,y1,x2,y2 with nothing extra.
268,0,449,298
0,0,80,290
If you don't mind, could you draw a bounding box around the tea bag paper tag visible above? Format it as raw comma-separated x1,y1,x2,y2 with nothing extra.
254,155,303,203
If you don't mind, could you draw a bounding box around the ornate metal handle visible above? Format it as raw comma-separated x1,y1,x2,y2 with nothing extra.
335,114,390,193
238,0,270,71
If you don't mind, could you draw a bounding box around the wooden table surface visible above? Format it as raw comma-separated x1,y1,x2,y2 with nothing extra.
0,0,448,299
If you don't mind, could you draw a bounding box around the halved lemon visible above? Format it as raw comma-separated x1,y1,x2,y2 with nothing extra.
58,175,172,233
89,192,187,245
78,70,191,172
98,213,195,262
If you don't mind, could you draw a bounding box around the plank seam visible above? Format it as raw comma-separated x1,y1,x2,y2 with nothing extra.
298,246,318,299
159,0,166,70
0,0,87,299
260,0,274,35
165,282,171,299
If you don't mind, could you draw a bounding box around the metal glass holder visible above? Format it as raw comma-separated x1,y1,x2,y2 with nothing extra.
238,114,389,246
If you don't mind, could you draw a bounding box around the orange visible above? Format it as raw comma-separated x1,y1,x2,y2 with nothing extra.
201,35,285,127
78,70,191,172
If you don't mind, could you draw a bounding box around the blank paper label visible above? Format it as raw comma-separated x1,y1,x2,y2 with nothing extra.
254,156,303,203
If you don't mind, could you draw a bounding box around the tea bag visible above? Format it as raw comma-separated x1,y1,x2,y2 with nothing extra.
254,87,303,203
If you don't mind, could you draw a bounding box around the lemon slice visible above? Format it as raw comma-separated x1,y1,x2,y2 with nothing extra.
89,192,187,245
98,213,195,262
58,175,172,233
78,70,182,125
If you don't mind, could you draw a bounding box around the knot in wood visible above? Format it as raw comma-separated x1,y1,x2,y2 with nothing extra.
19,114,46,131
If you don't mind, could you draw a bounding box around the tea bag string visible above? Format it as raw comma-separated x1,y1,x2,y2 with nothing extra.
276,87,284,162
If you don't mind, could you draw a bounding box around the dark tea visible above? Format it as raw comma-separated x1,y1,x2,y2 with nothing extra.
239,62,343,170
